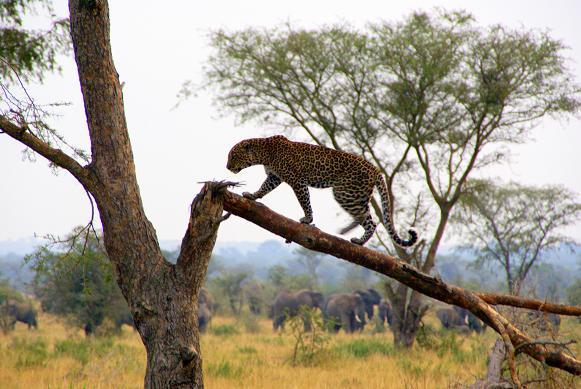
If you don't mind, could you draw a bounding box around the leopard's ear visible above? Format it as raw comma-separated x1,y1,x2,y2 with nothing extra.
270,135,288,141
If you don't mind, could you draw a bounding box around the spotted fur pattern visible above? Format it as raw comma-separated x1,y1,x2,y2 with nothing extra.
227,135,417,247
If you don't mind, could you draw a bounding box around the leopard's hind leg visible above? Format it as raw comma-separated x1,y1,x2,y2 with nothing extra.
333,186,376,245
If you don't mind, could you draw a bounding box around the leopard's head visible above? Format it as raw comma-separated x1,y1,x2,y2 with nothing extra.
227,139,259,173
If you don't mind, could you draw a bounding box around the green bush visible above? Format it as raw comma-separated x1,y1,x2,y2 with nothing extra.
285,306,330,366
334,338,394,359
237,346,258,354
11,338,49,368
211,324,239,336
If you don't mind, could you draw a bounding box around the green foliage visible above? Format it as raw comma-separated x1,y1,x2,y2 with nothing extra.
0,0,70,85
27,227,131,335
206,360,244,379
10,337,49,368
210,324,239,336
266,265,311,292
53,337,116,366
285,306,330,366
333,338,394,359
0,278,23,304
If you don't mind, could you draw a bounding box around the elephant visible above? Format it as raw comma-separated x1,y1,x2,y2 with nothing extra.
114,311,135,331
324,293,367,333
436,307,467,330
467,311,486,333
6,301,37,330
199,288,216,313
453,306,469,323
354,288,382,320
377,298,393,327
452,306,486,333
271,289,324,330
198,302,212,333
197,288,215,333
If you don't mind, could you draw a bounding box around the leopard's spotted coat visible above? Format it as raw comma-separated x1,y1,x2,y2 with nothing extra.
227,135,417,247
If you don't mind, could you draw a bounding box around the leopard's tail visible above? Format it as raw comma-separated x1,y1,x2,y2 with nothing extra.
375,176,418,248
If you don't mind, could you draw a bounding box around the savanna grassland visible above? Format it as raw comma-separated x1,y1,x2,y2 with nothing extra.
0,311,579,388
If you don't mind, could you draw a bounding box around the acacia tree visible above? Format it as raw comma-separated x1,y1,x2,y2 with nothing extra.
452,180,581,295
202,10,581,346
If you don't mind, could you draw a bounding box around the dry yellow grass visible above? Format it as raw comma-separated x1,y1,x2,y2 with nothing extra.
0,311,578,388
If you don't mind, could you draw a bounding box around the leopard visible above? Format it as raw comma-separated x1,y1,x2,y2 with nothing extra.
226,135,417,247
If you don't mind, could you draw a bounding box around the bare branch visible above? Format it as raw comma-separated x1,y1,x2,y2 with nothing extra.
0,115,93,189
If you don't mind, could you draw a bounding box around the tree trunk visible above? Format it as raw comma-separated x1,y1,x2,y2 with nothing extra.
67,1,226,387
389,285,425,347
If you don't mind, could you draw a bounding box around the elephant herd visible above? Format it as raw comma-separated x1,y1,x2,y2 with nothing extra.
197,287,562,336
270,288,389,333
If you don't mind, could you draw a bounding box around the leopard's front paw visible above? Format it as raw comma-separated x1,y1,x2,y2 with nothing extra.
243,192,257,200
299,216,313,224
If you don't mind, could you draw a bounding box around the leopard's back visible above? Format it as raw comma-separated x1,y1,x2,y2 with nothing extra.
263,137,379,188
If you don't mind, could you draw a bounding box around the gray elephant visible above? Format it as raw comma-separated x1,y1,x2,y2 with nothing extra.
377,298,393,327
354,288,382,320
6,301,37,329
436,307,467,330
467,311,486,333
198,302,212,333
114,311,135,331
197,288,215,333
199,288,216,313
453,306,468,323
272,289,324,330
324,293,367,333
452,306,486,334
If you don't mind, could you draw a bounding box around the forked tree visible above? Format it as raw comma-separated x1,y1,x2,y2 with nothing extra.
1,1,580,387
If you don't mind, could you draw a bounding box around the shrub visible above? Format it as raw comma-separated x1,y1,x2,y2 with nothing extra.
11,338,49,368
285,306,330,366
53,337,116,365
334,339,394,359
211,324,239,336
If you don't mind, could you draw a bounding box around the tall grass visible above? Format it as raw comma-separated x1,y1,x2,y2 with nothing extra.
0,312,578,388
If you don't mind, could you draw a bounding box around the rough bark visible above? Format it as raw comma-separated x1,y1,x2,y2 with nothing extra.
222,190,581,376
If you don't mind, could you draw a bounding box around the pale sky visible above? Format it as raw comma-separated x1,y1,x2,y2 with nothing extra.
1,0,580,246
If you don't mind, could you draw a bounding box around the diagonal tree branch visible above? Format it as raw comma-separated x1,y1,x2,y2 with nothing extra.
0,115,94,189
221,188,581,376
